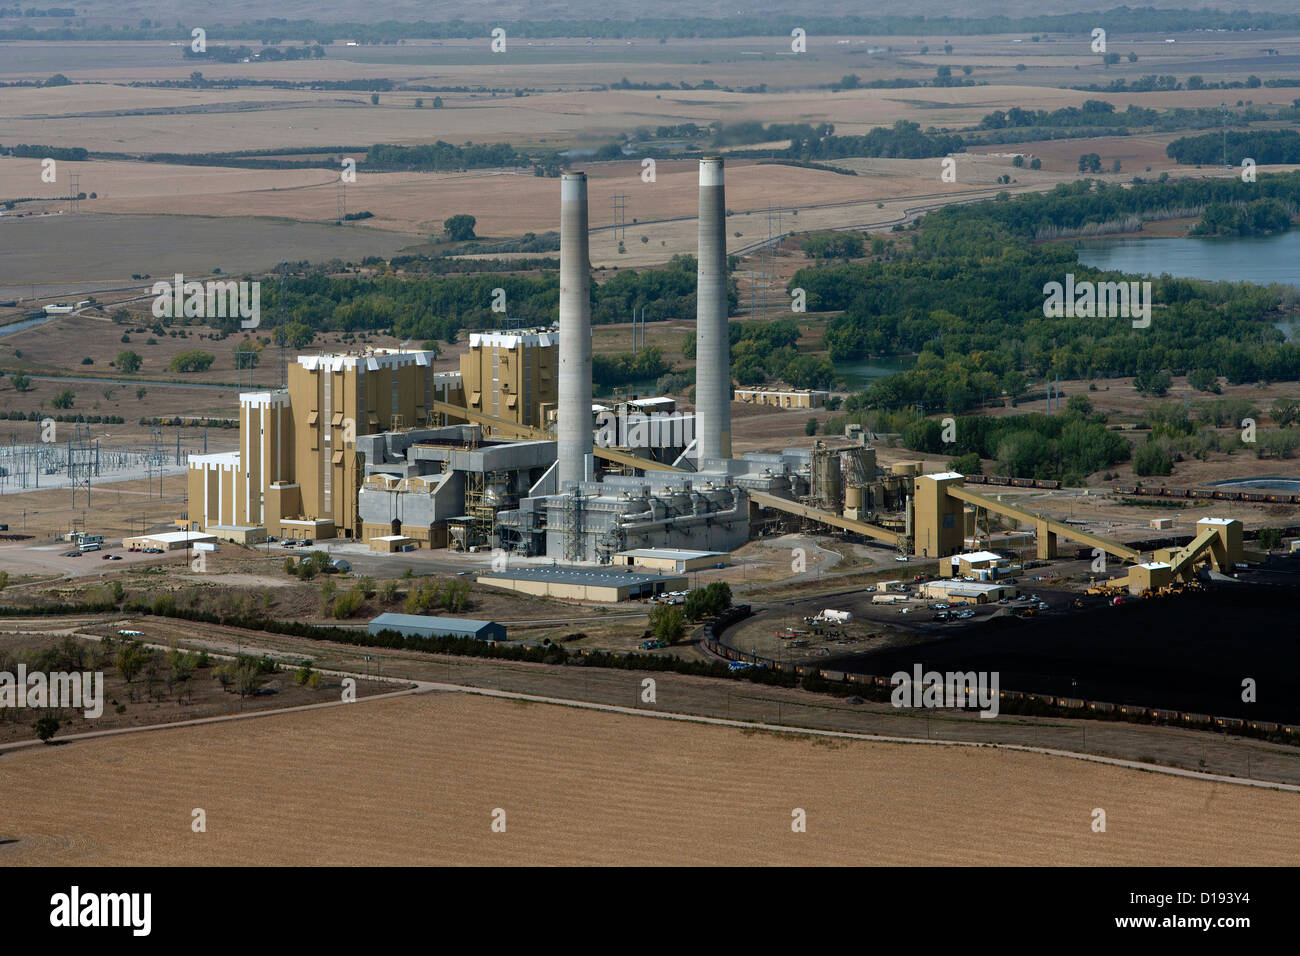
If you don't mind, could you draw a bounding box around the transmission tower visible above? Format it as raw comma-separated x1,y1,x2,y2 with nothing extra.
336,181,347,223
235,346,257,389
611,194,628,243
148,427,164,499
69,173,80,214
69,424,92,509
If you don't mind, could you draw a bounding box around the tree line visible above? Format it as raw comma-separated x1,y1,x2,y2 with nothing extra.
1168,129,1300,166
7,9,1300,42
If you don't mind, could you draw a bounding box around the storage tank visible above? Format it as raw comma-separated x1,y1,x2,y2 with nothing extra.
825,454,843,514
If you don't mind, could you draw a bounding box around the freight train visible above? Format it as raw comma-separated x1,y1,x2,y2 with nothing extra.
1112,484,1300,505
699,635,1300,739
963,474,1062,490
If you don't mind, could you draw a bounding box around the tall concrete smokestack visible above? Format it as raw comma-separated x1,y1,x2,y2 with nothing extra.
558,171,592,489
696,156,731,461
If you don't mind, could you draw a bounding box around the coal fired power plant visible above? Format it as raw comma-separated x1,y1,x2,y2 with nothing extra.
188,155,909,564
186,154,1238,595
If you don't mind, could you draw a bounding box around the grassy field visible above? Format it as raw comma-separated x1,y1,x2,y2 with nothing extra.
2,689,1297,865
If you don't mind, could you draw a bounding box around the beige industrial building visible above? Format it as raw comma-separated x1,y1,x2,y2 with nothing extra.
940,550,1006,579
124,530,217,551
459,329,557,429
733,387,831,409
615,548,728,573
912,472,967,558
921,580,1018,604
187,348,441,539
1127,562,1174,594
477,565,687,602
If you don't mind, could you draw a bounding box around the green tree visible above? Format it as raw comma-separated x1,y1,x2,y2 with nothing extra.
443,214,477,241
234,662,261,698
51,389,74,409
333,587,365,619
1133,440,1173,477
649,604,686,645
442,578,470,612
115,641,149,683
169,350,215,373
11,371,32,392
804,417,819,436
370,93,380,105
1134,368,1172,397
1066,394,1093,416
948,451,982,475
35,716,60,743
1257,527,1283,551
1271,398,1300,427
117,350,142,373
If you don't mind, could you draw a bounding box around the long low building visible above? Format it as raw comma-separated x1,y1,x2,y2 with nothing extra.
124,531,218,551
920,580,1018,604
614,548,729,573
477,565,687,602
368,613,506,642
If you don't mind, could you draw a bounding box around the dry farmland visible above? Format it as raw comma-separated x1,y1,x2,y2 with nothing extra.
1,690,1296,865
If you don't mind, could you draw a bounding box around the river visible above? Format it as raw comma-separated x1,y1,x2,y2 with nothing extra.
1075,231,1300,340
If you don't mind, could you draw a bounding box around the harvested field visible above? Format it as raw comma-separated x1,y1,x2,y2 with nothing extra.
1,690,1296,865
0,213,416,301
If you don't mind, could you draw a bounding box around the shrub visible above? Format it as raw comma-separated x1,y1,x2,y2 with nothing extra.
35,716,60,743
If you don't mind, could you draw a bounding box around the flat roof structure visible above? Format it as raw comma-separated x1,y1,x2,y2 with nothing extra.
615,548,729,573
921,579,1018,603
953,550,1004,564
478,565,687,602
369,613,505,641
124,530,219,551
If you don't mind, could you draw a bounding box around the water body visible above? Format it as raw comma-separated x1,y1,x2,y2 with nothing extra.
835,354,917,389
0,314,58,338
1075,232,1300,340
1210,476,1300,492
